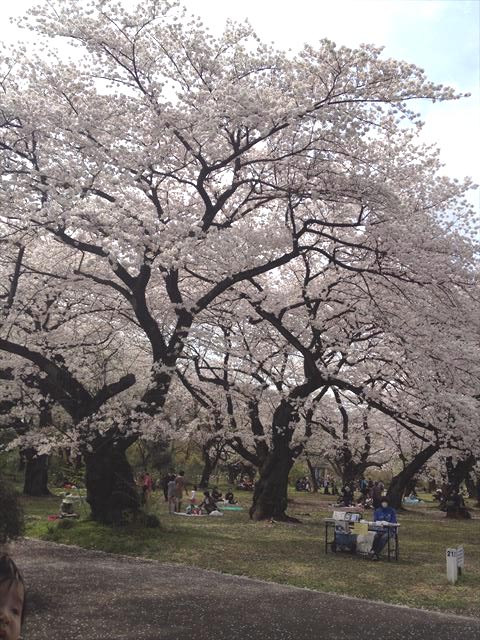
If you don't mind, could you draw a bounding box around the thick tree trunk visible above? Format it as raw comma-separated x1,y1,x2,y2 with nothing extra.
85,438,140,524
23,450,50,496
386,444,437,509
465,476,475,499
249,400,301,521
405,477,417,496
226,465,237,486
306,457,319,492
342,462,360,488
249,441,296,521
445,455,474,492
199,451,216,489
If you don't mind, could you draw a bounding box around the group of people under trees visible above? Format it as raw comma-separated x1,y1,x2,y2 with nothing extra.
295,475,393,509
333,478,386,509
343,478,386,509
236,476,254,491
137,469,240,516
434,484,472,519
331,477,474,559
295,477,312,492
140,467,473,520
296,476,339,494
296,475,384,509
136,469,188,512
320,478,338,495
184,487,238,515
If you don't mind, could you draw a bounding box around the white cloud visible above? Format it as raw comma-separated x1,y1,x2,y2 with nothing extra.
182,0,401,49
420,100,480,181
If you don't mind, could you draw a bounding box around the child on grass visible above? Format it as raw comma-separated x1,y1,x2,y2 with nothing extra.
0,554,26,640
189,485,198,506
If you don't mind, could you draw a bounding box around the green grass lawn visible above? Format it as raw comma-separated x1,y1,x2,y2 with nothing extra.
21,490,480,617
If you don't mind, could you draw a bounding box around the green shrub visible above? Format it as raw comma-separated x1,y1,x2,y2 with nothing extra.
0,474,25,544
45,521,61,542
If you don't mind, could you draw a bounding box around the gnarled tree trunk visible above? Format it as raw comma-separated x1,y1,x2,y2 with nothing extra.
85,437,140,524
22,403,52,496
306,456,319,492
386,444,437,509
249,440,295,521
445,455,474,492
405,476,417,496
199,449,216,489
23,450,50,496
249,401,299,521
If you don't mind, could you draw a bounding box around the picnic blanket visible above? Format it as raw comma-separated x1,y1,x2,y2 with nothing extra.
174,510,224,517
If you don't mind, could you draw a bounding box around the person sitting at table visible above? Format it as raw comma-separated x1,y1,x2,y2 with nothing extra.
370,497,397,560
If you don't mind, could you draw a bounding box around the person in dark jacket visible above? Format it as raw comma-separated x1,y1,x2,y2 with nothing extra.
341,483,353,507
199,491,218,514
161,469,176,502
370,498,397,560
224,490,237,504
212,486,223,502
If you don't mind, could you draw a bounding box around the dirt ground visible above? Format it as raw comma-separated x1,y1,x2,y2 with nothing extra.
12,538,480,640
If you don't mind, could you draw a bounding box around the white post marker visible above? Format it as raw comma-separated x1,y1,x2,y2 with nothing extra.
446,547,465,584
446,548,458,584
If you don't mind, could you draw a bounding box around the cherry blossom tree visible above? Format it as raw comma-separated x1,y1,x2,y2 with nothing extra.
233,246,479,517
0,234,143,519
1,0,478,520
308,393,388,487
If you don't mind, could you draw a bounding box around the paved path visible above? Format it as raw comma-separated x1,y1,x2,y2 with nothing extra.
12,539,480,640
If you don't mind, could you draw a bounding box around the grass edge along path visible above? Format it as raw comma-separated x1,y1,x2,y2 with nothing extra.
22,491,480,618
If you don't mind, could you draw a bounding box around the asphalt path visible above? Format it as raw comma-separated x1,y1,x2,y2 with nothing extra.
11,538,480,640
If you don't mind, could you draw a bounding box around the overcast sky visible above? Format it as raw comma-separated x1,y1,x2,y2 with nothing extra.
1,0,479,211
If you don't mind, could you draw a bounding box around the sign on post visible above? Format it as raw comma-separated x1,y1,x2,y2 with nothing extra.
446,547,465,584
457,546,464,575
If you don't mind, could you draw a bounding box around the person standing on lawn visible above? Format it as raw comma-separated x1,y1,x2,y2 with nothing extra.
161,469,176,502
167,476,177,514
174,470,187,513
370,498,397,560
141,471,153,505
